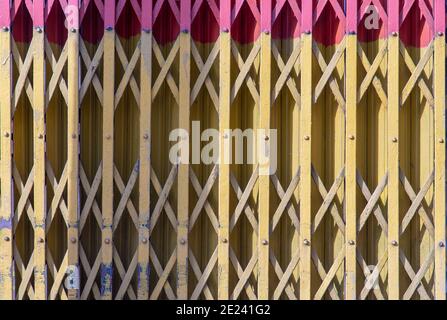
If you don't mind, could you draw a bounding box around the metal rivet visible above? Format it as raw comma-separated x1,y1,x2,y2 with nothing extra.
2,26,9,32
70,237,77,244
142,29,151,34
3,236,10,242
304,135,310,141
303,239,310,246
348,240,355,246
4,132,9,138
141,237,148,244
262,239,268,245
349,135,355,140
106,134,111,140
222,238,228,243
143,134,149,140
70,28,76,33
38,134,44,139
439,241,445,248
72,133,77,139
222,28,229,33
348,31,356,35
36,27,42,33
104,238,111,244
38,237,45,243
438,31,444,37
264,135,269,141
105,26,113,31
392,31,398,37
439,138,444,144
180,238,186,245
263,30,270,35
182,29,189,34
304,30,311,35
391,240,398,247
392,137,398,143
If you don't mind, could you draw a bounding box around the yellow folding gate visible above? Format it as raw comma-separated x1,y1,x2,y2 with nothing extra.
0,0,445,300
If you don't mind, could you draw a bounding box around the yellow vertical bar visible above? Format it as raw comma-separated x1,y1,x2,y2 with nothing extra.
300,0,313,300
33,0,47,300
101,1,115,300
0,3,13,300
387,1,400,300
258,0,271,300
67,1,80,300
177,0,191,299
218,0,230,301
434,0,446,301
138,0,152,300
345,0,357,301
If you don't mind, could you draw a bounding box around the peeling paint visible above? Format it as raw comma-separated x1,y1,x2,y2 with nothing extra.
137,263,150,291
0,217,12,230
100,264,113,297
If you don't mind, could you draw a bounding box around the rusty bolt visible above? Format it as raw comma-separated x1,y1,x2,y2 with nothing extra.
104,238,111,245
348,240,355,246
3,236,10,242
265,135,269,141
391,240,398,247
392,137,398,143
304,135,310,141
70,237,77,244
141,237,148,244
439,138,444,144
38,133,44,139
222,238,228,243
348,135,355,140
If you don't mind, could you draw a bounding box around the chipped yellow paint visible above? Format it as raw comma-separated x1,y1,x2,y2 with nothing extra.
177,29,191,300
0,24,13,301
101,28,115,300
258,29,271,300
300,31,312,300
218,30,230,300
67,25,80,301
434,32,446,300
387,32,400,300
33,26,47,301
345,32,357,300
138,29,152,300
